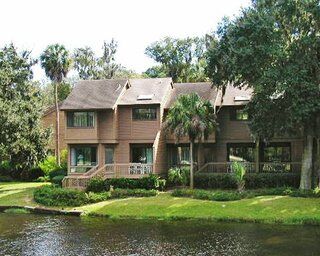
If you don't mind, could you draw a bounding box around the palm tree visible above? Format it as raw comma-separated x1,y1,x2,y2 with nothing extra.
40,44,72,166
163,93,217,188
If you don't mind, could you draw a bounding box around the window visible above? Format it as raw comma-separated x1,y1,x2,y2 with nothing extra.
132,108,157,120
105,147,114,164
263,143,291,162
227,143,255,162
67,112,94,127
167,144,198,167
230,108,249,121
131,145,153,164
70,146,97,173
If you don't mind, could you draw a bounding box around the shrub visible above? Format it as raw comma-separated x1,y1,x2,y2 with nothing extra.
35,176,50,182
48,168,67,181
87,191,111,203
86,178,106,193
195,173,237,189
38,155,57,176
51,175,65,186
194,173,300,189
110,188,158,198
20,167,45,181
244,173,300,189
0,175,13,182
167,167,189,187
34,185,88,206
105,175,165,190
232,162,246,192
0,161,11,177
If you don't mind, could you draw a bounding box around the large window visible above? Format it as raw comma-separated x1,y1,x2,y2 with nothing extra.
227,143,255,162
132,108,157,120
167,145,198,167
131,145,153,164
70,146,97,173
263,143,291,162
67,112,94,127
230,108,249,121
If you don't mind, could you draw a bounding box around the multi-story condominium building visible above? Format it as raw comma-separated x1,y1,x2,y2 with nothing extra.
60,78,302,188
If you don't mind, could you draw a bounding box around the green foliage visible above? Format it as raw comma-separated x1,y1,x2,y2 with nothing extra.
205,0,320,189
168,167,190,186
87,191,111,203
231,162,246,192
39,155,57,175
35,176,50,182
86,178,106,193
51,175,65,186
34,185,88,207
73,39,137,80
110,188,158,199
105,175,165,191
48,169,67,180
0,176,13,182
20,167,45,181
194,173,300,189
39,150,67,179
40,44,72,83
172,189,242,201
163,93,217,143
0,44,50,169
145,37,208,82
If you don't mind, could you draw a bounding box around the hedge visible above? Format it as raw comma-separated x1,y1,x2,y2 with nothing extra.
194,173,300,189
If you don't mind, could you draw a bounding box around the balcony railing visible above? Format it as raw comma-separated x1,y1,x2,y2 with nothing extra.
105,163,153,178
197,162,301,174
70,165,98,174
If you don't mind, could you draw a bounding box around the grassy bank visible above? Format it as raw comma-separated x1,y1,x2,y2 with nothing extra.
0,182,48,207
2,182,320,225
78,193,320,225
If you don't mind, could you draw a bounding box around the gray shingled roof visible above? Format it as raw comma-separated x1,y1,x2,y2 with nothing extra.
164,82,219,108
215,85,253,106
61,79,128,110
117,78,173,105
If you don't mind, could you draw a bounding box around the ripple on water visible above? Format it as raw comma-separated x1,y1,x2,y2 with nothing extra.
1,214,320,256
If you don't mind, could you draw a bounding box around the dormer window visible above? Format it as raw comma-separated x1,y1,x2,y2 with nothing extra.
67,111,94,127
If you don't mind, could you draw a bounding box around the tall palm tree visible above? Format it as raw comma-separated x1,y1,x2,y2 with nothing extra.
163,93,217,188
40,44,72,166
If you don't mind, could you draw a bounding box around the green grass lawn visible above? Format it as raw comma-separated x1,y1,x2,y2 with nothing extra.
0,182,48,207
78,193,320,225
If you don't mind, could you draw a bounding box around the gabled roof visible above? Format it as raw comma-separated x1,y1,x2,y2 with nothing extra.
61,79,128,110
117,78,173,105
164,82,219,109
215,85,253,106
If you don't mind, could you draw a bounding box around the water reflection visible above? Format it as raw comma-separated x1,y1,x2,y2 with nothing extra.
0,214,319,256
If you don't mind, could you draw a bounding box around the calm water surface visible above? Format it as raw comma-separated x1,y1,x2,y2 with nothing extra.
0,213,320,256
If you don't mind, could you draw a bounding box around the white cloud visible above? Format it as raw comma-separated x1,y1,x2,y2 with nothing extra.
0,0,250,80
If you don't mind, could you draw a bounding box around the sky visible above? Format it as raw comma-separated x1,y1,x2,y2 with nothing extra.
1,0,251,81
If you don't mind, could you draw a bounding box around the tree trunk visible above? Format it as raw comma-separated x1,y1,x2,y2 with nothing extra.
316,139,320,188
54,82,61,166
190,140,194,189
300,127,314,190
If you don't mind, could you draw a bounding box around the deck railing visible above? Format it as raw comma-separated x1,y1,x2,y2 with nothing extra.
63,163,154,189
197,162,301,174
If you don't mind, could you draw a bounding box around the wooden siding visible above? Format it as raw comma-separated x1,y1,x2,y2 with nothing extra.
64,111,98,141
42,110,66,152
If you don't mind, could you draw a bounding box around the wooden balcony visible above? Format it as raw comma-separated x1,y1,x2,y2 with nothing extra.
104,163,153,178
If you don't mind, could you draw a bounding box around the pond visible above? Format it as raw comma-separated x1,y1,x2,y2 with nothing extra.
0,213,320,256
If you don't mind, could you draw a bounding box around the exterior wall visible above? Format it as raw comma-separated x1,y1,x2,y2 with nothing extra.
64,111,99,142
211,106,303,163
42,110,66,153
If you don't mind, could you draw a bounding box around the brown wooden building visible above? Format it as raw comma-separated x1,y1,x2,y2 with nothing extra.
60,78,303,188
